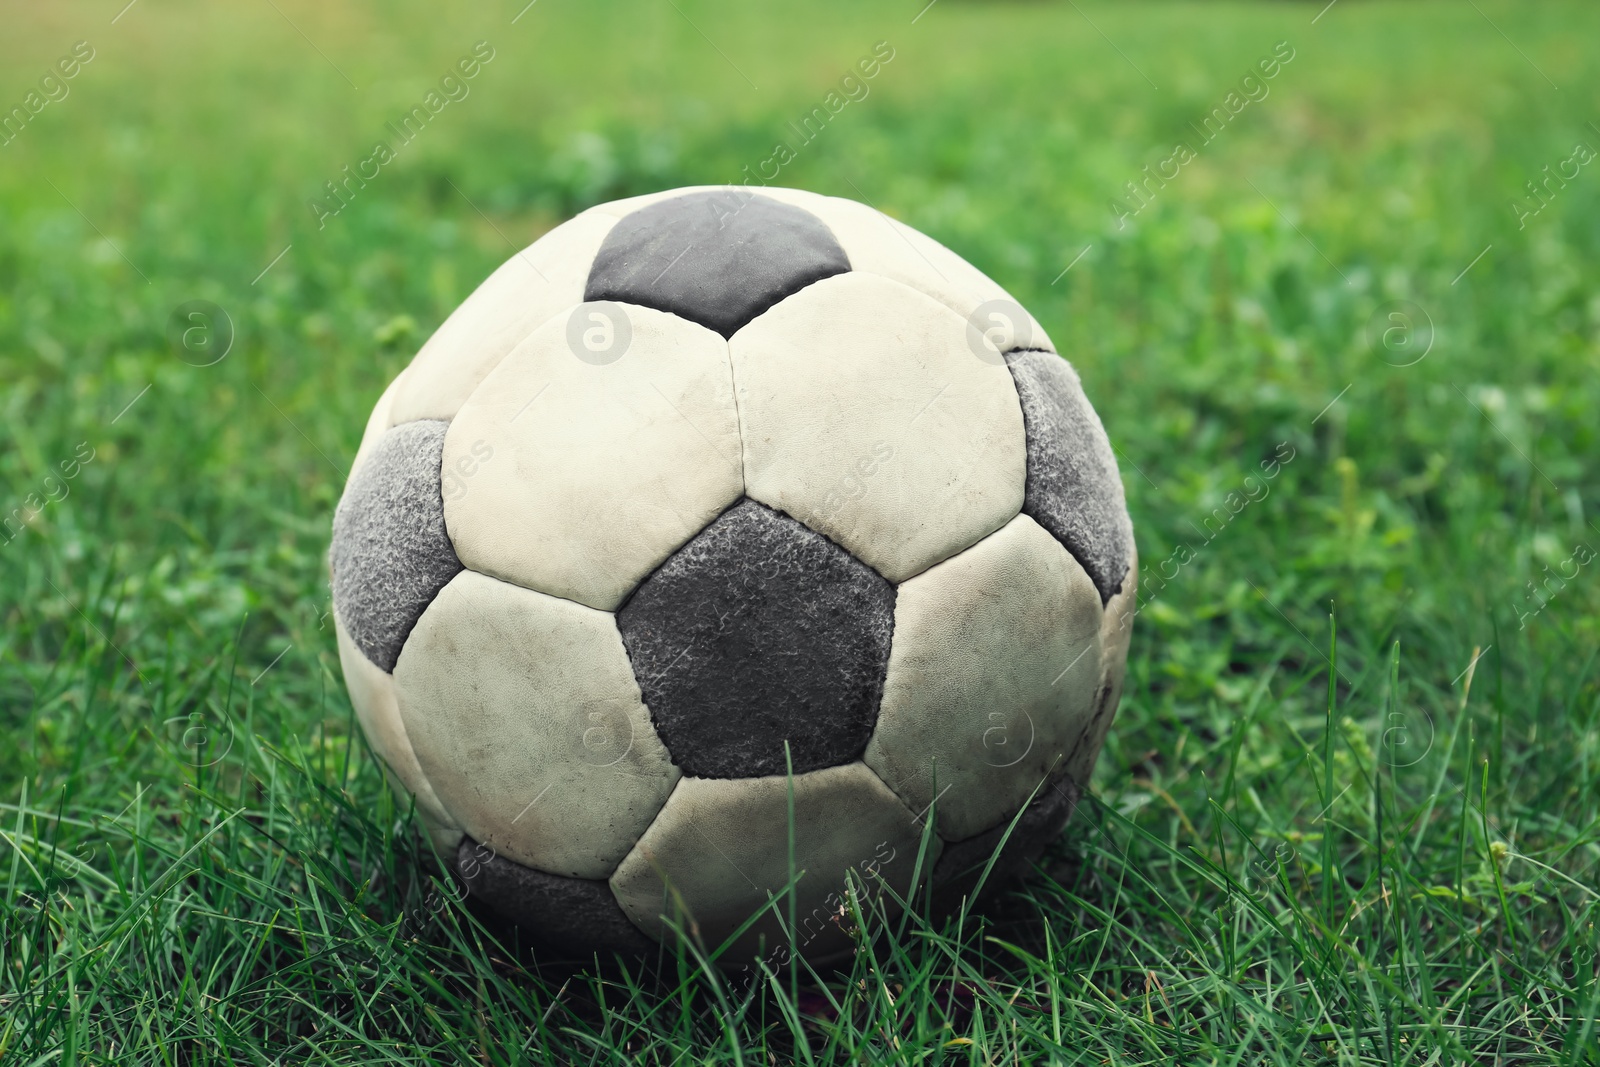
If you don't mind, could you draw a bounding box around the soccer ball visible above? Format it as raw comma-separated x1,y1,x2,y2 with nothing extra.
330,186,1136,964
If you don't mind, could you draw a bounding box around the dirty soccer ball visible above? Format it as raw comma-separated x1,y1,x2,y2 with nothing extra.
329,185,1136,963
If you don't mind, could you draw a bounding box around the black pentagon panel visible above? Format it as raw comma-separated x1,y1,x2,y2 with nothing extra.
617,499,895,779
456,837,655,958
1004,350,1134,604
930,774,1078,916
584,191,851,338
330,420,463,672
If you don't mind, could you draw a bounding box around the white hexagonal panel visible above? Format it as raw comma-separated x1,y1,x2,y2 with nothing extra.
864,514,1104,842
333,611,462,854
442,303,743,610
610,762,937,963
731,271,1026,583
392,569,682,880
388,209,619,424
755,188,1053,353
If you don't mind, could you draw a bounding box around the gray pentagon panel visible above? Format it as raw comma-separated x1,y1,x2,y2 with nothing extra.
616,498,895,778
1003,350,1134,604
455,836,655,958
330,420,462,672
584,190,851,338
930,774,1079,917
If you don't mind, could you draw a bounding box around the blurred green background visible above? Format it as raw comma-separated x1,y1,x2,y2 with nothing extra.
2,1,1598,1062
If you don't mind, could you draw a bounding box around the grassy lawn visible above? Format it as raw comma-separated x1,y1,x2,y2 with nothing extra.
3,0,1599,1061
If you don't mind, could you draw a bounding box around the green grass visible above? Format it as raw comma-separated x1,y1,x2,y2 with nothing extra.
3,0,1599,1061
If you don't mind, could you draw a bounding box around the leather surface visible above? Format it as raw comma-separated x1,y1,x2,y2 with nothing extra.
1006,349,1134,603
334,611,461,853
456,835,656,957
754,187,1054,352
390,210,618,423
930,773,1078,915
864,514,1103,841
442,303,743,610
393,569,681,880
610,762,936,964
617,498,895,779
732,271,1026,583
331,420,463,671
585,190,850,338
1064,555,1138,790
